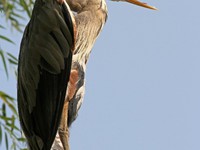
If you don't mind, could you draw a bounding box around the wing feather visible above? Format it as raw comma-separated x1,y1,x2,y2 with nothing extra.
17,0,75,149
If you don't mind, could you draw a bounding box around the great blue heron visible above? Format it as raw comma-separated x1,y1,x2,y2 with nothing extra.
17,0,156,149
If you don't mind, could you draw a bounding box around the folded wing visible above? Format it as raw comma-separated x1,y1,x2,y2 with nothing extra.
17,0,75,149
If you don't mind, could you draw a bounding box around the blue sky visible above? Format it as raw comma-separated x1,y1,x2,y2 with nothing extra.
1,0,200,149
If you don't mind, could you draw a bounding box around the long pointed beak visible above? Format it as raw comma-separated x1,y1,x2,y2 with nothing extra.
112,0,157,10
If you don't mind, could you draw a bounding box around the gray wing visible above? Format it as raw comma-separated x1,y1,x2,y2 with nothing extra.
17,0,75,149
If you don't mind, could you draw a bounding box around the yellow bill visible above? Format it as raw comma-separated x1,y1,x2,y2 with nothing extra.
112,0,157,10
127,0,157,10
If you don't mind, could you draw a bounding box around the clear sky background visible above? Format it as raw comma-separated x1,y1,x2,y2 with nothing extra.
1,0,200,150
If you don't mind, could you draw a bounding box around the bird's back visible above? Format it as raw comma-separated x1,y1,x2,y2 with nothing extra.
18,0,75,149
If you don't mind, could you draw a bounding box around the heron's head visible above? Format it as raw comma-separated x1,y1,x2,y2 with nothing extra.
65,0,106,12
111,0,157,10
66,0,157,12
